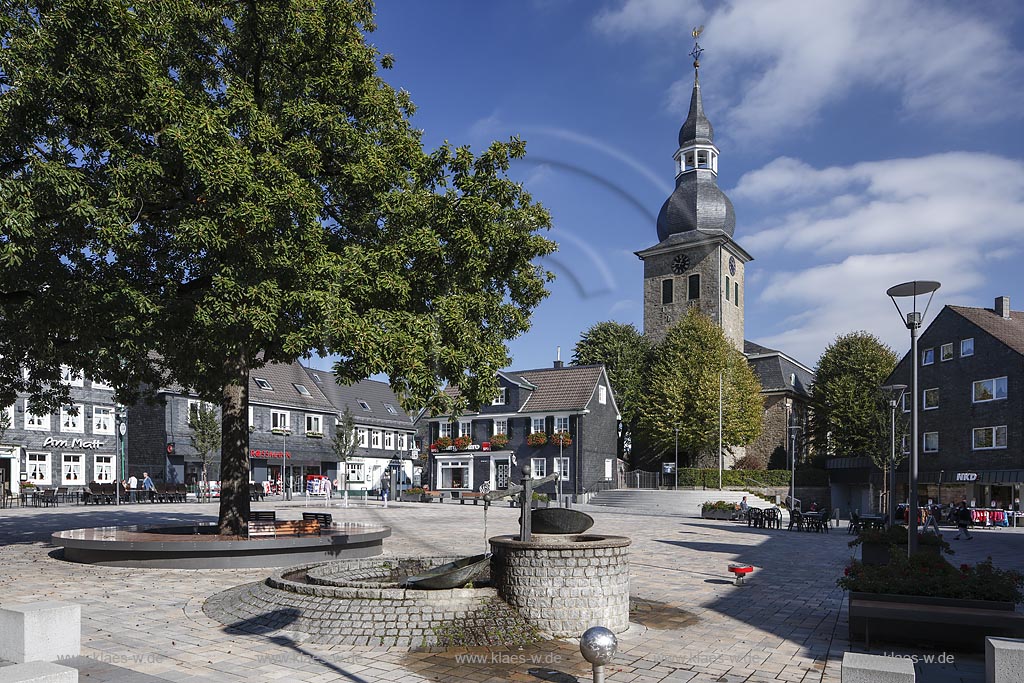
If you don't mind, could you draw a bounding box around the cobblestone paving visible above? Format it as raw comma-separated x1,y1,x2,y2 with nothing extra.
0,500,1019,682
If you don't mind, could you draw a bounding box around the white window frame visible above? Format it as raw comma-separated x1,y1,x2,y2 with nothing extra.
531,417,545,434
60,366,84,387
973,425,1008,450
248,406,254,429
293,383,311,396
357,399,371,411
384,431,394,450
357,428,368,448
60,404,85,433
254,377,273,391
973,377,1008,403
62,453,84,484
27,452,51,485
93,454,115,482
493,388,506,406
383,403,398,415
531,457,547,479
93,406,115,435
397,433,406,451
901,393,910,413
921,348,934,366
554,456,570,479
599,385,607,404
439,422,453,439
188,400,216,420
901,435,910,454
923,388,939,411
554,415,570,433
493,419,507,436
371,430,381,448
437,458,471,489
25,406,50,431
961,338,975,357
305,414,322,435
923,432,938,453
604,459,614,480
90,378,113,391
459,421,472,438
940,343,954,362
346,462,364,482
271,410,290,432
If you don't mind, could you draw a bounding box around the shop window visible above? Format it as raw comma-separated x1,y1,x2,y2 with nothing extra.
439,460,470,489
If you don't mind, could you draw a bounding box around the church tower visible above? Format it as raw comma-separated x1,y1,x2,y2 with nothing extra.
636,35,752,350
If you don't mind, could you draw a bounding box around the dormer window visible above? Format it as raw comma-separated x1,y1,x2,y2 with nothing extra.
357,400,371,411
311,373,323,383
254,378,273,391
383,403,397,415
293,383,310,396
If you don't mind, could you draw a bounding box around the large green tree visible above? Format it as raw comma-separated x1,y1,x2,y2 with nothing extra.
571,321,648,461
636,309,763,469
809,331,900,461
0,1,554,533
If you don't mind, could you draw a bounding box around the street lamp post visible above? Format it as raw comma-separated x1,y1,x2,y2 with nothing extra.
788,425,802,510
887,280,940,557
881,384,907,529
281,426,291,501
674,424,679,492
718,372,723,491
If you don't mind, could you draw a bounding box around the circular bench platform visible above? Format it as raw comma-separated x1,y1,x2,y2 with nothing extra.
51,522,391,569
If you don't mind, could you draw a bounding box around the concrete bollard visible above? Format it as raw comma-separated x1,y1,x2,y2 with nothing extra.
0,602,81,664
0,661,78,683
841,652,915,682
986,637,1024,683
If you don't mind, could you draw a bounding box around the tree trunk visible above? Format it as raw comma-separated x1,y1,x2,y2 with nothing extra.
218,348,250,535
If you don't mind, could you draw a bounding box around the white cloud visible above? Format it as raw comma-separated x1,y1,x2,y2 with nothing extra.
594,0,1024,142
739,151,1024,363
737,152,1024,256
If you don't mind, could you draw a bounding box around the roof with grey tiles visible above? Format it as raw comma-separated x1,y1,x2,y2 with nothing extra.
744,341,814,398
302,367,415,430
948,304,1024,356
248,362,336,412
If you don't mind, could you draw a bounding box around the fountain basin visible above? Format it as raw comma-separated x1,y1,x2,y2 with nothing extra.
490,534,631,637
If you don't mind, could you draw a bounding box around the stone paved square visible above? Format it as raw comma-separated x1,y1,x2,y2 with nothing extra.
1,499,1021,682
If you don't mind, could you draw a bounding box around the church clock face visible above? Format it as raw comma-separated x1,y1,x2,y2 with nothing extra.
728,255,736,276
672,253,690,274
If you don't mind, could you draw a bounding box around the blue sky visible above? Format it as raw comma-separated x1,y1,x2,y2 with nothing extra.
314,0,1024,374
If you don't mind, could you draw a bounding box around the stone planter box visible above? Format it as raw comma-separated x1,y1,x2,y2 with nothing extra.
530,500,550,509
849,591,1018,651
399,493,423,503
701,509,736,520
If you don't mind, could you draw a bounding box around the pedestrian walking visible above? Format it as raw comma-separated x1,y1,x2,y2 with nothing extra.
954,501,973,540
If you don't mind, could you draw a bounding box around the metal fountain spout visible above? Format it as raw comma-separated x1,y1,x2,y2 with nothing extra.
483,464,559,542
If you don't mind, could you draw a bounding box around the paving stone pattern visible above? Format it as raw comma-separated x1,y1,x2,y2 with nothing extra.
0,499,1016,681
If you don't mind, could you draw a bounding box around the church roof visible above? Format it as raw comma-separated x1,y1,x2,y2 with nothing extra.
656,172,736,241
744,341,815,398
678,80,714,146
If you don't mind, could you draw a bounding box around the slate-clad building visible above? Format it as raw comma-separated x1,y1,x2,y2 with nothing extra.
302,367,417,492
1,367,118,495
880,296,1024,508
128,360,339,490
418,361,620,502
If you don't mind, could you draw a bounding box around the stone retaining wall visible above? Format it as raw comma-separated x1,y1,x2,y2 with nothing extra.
489,534,630,637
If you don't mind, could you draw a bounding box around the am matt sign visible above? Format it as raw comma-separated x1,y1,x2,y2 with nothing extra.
42,437,105,449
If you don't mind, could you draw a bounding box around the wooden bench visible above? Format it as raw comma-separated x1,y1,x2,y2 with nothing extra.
459,492,483,505
302,512,333,526
850,596,1024,649
247,519,320,538
249,510,277,522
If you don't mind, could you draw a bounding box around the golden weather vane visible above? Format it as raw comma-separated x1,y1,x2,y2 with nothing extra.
690,25,704,69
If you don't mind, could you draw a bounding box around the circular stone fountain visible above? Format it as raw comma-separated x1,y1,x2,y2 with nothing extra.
204,556,538,647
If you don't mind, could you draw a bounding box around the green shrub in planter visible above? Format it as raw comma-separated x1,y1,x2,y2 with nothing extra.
701,500,735,512
848,526,953,555
838,555,1024,603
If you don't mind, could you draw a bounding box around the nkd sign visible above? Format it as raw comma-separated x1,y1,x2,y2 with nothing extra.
955,472,979,482
42,437,105,450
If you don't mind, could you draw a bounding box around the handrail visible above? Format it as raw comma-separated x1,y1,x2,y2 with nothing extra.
786,495,801,511
583,479,616,495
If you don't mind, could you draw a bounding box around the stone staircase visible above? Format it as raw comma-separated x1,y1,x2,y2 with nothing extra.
586,488,779,518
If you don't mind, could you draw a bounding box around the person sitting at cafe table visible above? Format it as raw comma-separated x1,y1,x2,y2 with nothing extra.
808,500,819,512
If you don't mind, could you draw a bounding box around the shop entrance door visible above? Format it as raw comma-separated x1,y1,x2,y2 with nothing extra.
0,459,10,494
495,460,510,490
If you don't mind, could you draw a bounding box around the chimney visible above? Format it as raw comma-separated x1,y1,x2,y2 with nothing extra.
554,346,563,369
995,296,1011,319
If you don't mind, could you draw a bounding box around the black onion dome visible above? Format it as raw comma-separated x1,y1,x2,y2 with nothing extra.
656,172,735,242
678,81,713,146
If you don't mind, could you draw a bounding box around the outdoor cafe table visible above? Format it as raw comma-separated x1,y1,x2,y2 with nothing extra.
859,514,885,530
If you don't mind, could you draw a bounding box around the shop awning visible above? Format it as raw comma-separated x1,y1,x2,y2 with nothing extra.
919,470,1024,485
